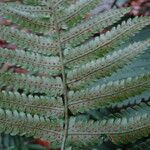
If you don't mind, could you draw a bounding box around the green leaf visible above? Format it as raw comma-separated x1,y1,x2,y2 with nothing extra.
68,74,150,114
0,3,56,33
0,26,58,55
64,17,150,66
0,48,61,76
58,0,102,27
68,102,150,145
0,91,64,118
0,108,63,146
67,40,150,89
0,72,63,96
61,7,130,47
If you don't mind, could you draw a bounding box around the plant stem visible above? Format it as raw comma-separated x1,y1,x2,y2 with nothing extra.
54,12,69,150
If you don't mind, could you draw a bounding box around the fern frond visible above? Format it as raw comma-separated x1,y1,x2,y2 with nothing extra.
68,74,150,114
22,0,50,6
0,108,63,146
0,26,58,55
5,1,69,22
108,103,150,144
97,50,150,87
2,2,52,15
0,72,63,96
64,17,150,66
0,91,64,117
0,0,150,148
0,48,61,76
68,102,150,145
23,0,65,7
110,90,150,110
67,40,150,89
58,0,102,27
61,7,130,47
3,2,51,15
0,3,56,33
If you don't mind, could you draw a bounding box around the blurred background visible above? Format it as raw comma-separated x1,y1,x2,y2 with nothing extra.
94,0,150,16
0,0,149,149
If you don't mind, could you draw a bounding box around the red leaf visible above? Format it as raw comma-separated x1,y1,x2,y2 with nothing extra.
34,139,50,148
15,68,28,74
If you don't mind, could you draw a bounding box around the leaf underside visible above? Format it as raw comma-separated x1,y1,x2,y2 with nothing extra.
0,0,150,149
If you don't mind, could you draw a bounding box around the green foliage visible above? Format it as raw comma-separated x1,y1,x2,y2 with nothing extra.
0,108,63,147
0,91,64,117
0,26,58,55
0,72,63,96
0,0,150,149
67,40,150,89
64,17,150,66
61,7,130,46
68,101,150,145
0,47,61,75
68,74,150,113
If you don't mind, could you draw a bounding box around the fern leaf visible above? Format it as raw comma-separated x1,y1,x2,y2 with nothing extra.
0,26,58,55
0,72,63,96
0,3,56,33
61,7,130,47
22,0,50,6
58,0,102,27
0,0,150,148
68,74,150,114
110,90,150,110
64,17,150,66
68,102,150,145
0,48,61,76
107,103,150,144
67,40,150,89
1,2,52,16
0,91,64,117
0,108,63,146
23,0,65,7
5,1,69,23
